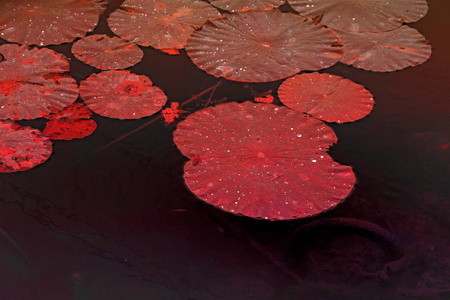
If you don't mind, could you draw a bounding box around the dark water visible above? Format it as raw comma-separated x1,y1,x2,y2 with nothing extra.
1,1,449,299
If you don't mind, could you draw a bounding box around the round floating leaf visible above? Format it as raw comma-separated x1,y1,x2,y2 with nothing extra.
278,72,374,123
186,10,343,82
0,121,52,173
337,25,432,72
0,0,106,46
108,0,221,53
209,0,285,12
43,103,97,140
0,45,79,120
79,70,167,119
174,102,355,220
71,34,144,70
288,0,428,32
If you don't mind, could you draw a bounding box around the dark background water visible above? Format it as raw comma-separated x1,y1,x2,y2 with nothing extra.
1,0,449,299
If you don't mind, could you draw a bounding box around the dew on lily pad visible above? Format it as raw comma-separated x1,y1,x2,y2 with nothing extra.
108,0,221,54
0,44,79,120
173,102,355,220
43,103,97,140
287,0,428,32
336,25,432,72
209,0,285,12
278,72,374,123
79,70,167,119
0,0,106,46
71,34,144,70
186,10,343,82
0,121,52,173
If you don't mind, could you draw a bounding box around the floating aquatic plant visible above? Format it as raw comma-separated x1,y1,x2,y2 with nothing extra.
79,70,167,119
0,0,106,46
108,0,221,54
186,10,343,82
42,103,97,140
287,0,428,32
174,102,356,220
335,25,432,72
71,34,144,70
278,72,374,123
209,0,285,12
0,121,52,173
0,44,78,120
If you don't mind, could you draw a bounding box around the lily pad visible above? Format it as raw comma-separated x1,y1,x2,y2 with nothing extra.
108,0,221,53
43,103,97,140
278,72,374,123
186,10,343,82
288,0,428,32
174,102,355,220
0,121,52,173
0,0,106,46
209,0,285,12
79,70,167,119
72,34,144,70
0,44,79,120
337,25,432,72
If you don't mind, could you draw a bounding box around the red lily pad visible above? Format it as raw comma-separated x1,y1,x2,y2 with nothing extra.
288,0,428,32
71,34,144,70
108,0,221,53
79,70,167,119
209,0,285,12
186,10,343,82
278,72,374,123
336,26,432,72
174,102,355,220
0,0,106,46
42,103,97,140
0,121,52,173
0,44,79,120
